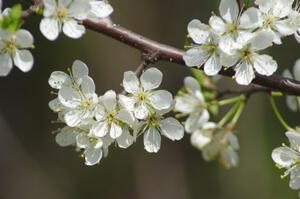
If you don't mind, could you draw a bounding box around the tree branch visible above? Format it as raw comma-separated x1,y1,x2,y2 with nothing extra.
21,5,300,96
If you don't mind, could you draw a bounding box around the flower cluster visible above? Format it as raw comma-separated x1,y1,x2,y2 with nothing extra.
49,60,184,165
0,2,34,76
175,75,241,168
272,129,300,196
184,0,300,85
40,0,113,40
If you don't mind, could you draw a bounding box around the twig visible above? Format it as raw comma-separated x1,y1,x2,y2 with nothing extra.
21,4,300,96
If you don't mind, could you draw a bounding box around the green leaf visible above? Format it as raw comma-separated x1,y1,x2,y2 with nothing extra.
0,4,24,32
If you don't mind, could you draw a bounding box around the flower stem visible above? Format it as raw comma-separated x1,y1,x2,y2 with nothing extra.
218,102,240,127
217,95,245,106
269,97,294,131
230,101,245,128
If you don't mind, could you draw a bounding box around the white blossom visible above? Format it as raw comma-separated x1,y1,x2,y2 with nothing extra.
191,122,239,169
253,0,295,44
40,0,91,40
139,107,184,153
272,129,300,195
209,0,256,55
90,90,135,149
0,29,34,76
222,31,277,85
119,67,173,120
183,20,223,76
283,59,300,112
175,77,209,133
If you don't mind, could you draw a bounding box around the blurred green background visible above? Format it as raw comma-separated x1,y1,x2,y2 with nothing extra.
0,0,300,198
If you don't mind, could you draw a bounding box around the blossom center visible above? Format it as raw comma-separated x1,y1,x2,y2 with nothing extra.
263,14,278,28
226,22,238,35
3,39,17,54
56,7,68,20
80,100,92,108
137,91,147,101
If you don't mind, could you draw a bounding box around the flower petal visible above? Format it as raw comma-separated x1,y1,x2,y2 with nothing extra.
183,48,209,67
43,0,57,17
63,20,86,39
185,110,210,133
187,19,210,44
68,0,90,20
148,90,173,110
0,53,12,76
13,49,34,72
143,126,161,153
123,71,140,94
272,147,299,168
134,102,150,119
48,71,69,89
72,60,89,84
49,98,63,112
119,95,135,112
116,129,134,149
55,127,77,147
110,122,122,139
235,61,255,85
252,54,277,76
140,67,163,92
58,86,81,108
159,117,184,141
219,0,239,22
239,7,262,29
209,15,226,34
286,131,300,152
81,76,95,98
290,165,300,190
101,90,117,112
85,148,102,166
15,29,34,48
91,121,109,137
40,18,60,41
204,54,222,76
293,59,300,81
89,1,113,18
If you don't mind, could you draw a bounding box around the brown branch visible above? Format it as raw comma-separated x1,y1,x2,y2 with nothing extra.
21,5,300,96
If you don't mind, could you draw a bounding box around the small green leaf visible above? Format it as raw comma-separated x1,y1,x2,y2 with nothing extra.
208,104,219,116
0,4,24,32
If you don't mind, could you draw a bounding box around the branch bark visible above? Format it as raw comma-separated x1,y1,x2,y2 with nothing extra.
21,5,300,96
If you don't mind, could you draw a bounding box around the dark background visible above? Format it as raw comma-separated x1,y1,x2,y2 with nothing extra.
0,0,299,198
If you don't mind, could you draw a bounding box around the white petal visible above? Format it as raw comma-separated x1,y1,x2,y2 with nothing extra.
64,110,85,127
13,49,33,72
15,29,34,48
185,110,210,133
58,86,81,108
286,131,300,151
239,7,263,29
55,127,77,147
81,76,95,98
272,147,299,168
134,102,150,120
143,126,161,153
183,48,209,67
187,19,210,44
191,129,212,149
72,60,89,84
293,59,300,81
85,148,102,166
63,20,86,39
251,30,274,51
49,98,63,112
91,121,109,137
48,71,69,89
0,53,12,76
220,53,240,67
101,90,117,112
123,71,140,94
116,109,134,126
89,1,113,18
110,122,123,139
43,0,57,17
58,0,72,7
252,54,277,76
220,147,239,168
159,117,184,141
219,35,239,55
40,18,60,41
274,19,296,36
209,16,226,34
219,0,239,22
140,67,163,92
119,95,135,112
204,54,222,76
282,69,293,79
148,90,173,110
68,0,90,20
235,61,255,85
184,76,201,94
290,165,300,190
116,129,134,149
